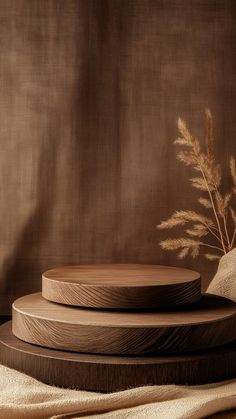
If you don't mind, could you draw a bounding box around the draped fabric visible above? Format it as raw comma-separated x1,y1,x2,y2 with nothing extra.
0,364,236,418
0,0,235,313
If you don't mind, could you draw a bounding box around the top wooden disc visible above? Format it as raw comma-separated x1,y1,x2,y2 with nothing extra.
42,264,201,309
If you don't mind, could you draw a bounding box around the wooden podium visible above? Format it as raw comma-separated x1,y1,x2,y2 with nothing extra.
1,264,236,391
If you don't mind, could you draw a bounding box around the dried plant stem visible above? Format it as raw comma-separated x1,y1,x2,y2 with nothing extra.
157,111,236,261
199,165,227,253
200,243,225,252
214,188,231,251
182,118,227,253
223,216,231,250
204,224,223,245
211,224,228,243
230,228,236,249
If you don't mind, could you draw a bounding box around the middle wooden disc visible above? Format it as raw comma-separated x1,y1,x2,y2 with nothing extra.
12,292,236,355
42,264,201,309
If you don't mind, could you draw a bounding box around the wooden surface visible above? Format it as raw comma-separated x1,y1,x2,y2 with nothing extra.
42,264,201,308
1,321,236,391
12,292,236,355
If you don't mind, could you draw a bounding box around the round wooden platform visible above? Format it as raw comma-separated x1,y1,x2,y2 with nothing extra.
12,292,236,355
42,264,201,309
1,321,236,391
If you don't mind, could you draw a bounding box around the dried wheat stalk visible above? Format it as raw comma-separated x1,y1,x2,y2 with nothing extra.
157,110,236,260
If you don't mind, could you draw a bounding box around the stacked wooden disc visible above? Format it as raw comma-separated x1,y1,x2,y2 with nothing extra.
1,264,236,391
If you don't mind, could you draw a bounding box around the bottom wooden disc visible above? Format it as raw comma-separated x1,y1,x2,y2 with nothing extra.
1,322,236,391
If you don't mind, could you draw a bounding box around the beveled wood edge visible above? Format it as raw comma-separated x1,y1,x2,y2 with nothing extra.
42,274,202,288
12,293,236,329
42,276,202,309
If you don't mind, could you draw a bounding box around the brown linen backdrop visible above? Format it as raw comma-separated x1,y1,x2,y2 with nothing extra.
0,0,235,314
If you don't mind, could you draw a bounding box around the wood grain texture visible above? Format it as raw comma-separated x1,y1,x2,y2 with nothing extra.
1,321,236,391
42,264,201,308
12,292,236,355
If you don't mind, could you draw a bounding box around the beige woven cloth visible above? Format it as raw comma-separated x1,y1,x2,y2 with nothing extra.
0,364,236,419
207,248,236,302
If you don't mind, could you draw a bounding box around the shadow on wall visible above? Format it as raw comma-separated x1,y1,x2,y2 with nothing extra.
2,126,59,305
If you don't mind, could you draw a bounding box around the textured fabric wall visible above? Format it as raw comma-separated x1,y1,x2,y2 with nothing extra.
0,0,235,313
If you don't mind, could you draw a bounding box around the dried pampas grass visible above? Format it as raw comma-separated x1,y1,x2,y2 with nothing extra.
157,110,236,261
